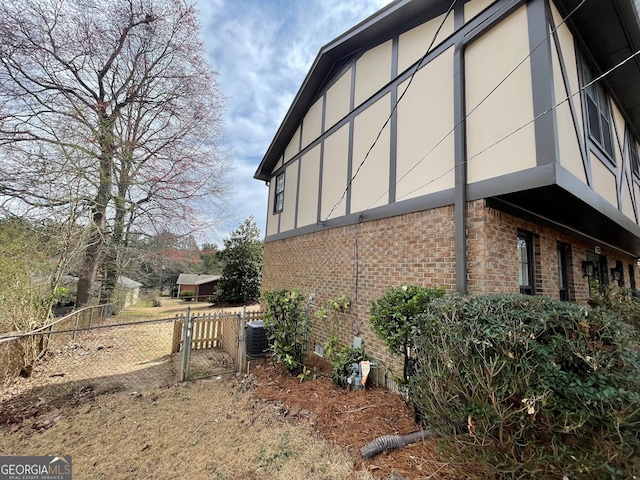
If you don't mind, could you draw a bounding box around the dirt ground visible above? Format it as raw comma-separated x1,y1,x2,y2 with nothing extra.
0,299,464,479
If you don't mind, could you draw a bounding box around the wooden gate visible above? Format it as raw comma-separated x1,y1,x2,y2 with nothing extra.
172,307,263,381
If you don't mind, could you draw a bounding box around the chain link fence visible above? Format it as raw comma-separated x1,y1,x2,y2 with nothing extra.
1,307,265,403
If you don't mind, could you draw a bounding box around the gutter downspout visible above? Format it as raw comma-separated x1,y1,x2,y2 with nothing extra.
454,38,468,294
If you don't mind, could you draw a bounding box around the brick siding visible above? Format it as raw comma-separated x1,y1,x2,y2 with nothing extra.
262,200,638,382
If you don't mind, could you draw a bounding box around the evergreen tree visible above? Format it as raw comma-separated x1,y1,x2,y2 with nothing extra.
214,217,263,304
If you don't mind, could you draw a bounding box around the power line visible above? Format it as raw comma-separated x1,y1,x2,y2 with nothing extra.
363,0,587,211
395,46,640,202
322,0,457,223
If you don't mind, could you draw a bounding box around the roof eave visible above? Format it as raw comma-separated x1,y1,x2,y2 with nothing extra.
254,0,444,182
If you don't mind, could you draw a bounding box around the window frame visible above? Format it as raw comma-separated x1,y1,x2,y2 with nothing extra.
517,231,535,296
629,133,640,178
273,172,285,214
557,243,569,301
581,60,615,162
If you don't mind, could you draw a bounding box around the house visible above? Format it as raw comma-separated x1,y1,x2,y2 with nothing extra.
254,0,640,372
176,274,221,301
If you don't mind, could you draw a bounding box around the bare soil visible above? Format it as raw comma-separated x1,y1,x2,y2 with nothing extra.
0,299,463,479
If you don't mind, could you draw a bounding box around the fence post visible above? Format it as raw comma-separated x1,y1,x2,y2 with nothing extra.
238,306,247,373
72,312,80,342
179,307,192,382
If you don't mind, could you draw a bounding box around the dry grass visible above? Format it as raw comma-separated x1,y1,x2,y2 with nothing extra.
0,299,374,479
0,298,461,479
0,377,368,480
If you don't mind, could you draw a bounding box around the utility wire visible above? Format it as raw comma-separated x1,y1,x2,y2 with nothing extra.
362,0,587,212
395,46,640,202
322,0,457,223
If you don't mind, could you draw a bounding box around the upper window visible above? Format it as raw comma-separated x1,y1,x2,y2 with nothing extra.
629,135,640,177
517,231,534,295
583,63,614,158
274,172,285,213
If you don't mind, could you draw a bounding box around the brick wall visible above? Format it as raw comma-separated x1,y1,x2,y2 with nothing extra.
262,200,638,381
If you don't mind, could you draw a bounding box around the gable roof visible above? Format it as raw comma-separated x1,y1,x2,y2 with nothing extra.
176,274,221,285
118,276,143,289
254,0,640,182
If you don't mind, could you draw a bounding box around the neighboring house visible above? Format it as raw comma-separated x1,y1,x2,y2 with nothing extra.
116,276,143,309
254,0,640,371
176,274,221,301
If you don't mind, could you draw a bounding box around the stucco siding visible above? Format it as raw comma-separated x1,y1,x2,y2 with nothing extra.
280,160,299,232
325,68,352,130
396,47,455,200
351,94,391,213
622,176,636,222
284,126,301,163
301,97,324,150
550,21,586,183
550,2,583,136
397,12,454,74
354,40,393,107
266,180,278,236
591,154,618,208
466,5,536,184
464,0,495,23
321,123,350,220
298,145,321,227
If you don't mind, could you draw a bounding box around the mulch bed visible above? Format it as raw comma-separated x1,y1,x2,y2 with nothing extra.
249,356,462,480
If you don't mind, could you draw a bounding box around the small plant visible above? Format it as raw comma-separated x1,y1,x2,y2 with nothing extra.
179,290,195,301
315,294,350,362
262,289,310,374
330,345,368,388
296,365,318,383
152,298,162,307
370,284,446,383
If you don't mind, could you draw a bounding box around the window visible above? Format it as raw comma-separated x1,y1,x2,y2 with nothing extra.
583,63,614,157
630,264,637,290
557,243,569,301
586,253,608,296
517,231,534,295
273,172,285,213
630,136,640,177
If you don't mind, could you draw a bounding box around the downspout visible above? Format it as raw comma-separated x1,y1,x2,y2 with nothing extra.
454,38,468,294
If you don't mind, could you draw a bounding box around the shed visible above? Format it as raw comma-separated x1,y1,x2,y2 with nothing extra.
176,274,221,302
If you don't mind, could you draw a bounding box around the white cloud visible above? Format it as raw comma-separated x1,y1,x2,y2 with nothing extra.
194,0,393,245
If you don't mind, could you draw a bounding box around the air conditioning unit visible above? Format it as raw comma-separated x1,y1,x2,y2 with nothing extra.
246,320,268,358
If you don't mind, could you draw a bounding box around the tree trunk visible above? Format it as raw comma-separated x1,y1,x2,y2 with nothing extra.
76,210,107,306
76,111,114,306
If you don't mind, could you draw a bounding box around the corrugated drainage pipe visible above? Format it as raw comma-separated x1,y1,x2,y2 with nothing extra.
360,429,437,459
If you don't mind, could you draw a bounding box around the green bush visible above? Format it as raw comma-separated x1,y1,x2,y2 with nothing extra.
179,290,194,301
262,289,310,374
410,293,640,479
369,284,446,383
589,284,640,335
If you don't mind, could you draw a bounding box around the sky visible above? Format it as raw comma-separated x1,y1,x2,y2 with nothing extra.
194,0,393,245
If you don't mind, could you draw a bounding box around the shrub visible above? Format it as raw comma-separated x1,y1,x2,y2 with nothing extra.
589,284,640,335
410,293,640,479
369,284,446,383
179,290,194,301
262,289,310,374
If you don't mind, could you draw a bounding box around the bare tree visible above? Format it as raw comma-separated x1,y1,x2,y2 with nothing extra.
0,0,230,305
